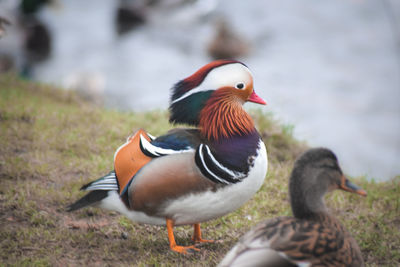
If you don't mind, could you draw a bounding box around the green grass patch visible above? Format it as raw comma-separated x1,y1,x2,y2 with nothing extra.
0,74,399,266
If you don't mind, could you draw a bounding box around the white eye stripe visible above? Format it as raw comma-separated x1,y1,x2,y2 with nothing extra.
171,87,209,104
172,63,252,104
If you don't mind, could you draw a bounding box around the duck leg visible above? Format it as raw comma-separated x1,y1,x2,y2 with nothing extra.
166,219,199,253
192,223,214,243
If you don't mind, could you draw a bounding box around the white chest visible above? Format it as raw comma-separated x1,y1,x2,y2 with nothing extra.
164,141,268,225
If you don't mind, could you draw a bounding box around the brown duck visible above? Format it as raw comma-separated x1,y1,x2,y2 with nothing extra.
219,148,366,267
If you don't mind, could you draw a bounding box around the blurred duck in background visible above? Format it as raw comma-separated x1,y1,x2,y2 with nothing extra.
0,16,11,38
17,0,54,64
115,0,147,36
208,18,250,60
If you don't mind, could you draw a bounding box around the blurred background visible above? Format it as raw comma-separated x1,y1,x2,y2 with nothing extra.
0,0,399,181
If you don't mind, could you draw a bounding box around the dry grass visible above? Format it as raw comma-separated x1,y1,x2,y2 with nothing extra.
0,74,399,266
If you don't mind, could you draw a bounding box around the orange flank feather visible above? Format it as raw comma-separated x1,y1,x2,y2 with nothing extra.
114,129,152,194
199,88,255,140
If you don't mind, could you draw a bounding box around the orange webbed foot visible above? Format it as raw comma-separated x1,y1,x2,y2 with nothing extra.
167,219,202,254
192,223,214,244
192,237,215,244
170,244,200,254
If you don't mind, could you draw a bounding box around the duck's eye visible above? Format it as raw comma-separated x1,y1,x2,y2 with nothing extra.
320,163,339,171
235,82,245,89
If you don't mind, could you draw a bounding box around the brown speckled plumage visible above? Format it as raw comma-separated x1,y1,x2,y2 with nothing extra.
219,148,366,267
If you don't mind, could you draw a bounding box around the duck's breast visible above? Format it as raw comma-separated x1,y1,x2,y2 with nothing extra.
164,140,268,225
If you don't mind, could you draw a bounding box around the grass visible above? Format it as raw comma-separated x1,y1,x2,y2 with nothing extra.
0,74,399,266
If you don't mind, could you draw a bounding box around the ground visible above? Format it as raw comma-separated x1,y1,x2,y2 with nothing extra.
0,74,399,266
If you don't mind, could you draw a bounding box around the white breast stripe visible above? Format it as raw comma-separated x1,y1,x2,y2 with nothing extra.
203,145,246,180
198,144,230,184
139,134,194,156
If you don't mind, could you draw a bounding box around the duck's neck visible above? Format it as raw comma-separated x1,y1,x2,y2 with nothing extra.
289,174,329,221
293,194,328,220
199,90,255,141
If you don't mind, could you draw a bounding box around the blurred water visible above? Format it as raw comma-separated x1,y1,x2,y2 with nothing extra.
1,0,399,181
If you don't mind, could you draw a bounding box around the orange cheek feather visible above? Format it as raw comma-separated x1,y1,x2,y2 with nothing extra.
199,87,255,140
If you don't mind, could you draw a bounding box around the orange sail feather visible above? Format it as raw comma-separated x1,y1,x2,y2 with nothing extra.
114,129,152,194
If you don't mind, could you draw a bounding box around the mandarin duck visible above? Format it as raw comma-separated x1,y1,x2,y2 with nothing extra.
67,60,268,253
219,148,366,267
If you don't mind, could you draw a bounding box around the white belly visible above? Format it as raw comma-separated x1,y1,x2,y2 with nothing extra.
100,141,268,226
163,141,268,225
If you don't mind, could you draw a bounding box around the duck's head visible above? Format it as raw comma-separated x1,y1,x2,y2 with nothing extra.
169,60,266,128
289,148,367,219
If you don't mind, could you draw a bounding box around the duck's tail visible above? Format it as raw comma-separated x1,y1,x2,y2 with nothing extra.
66,171,119,212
